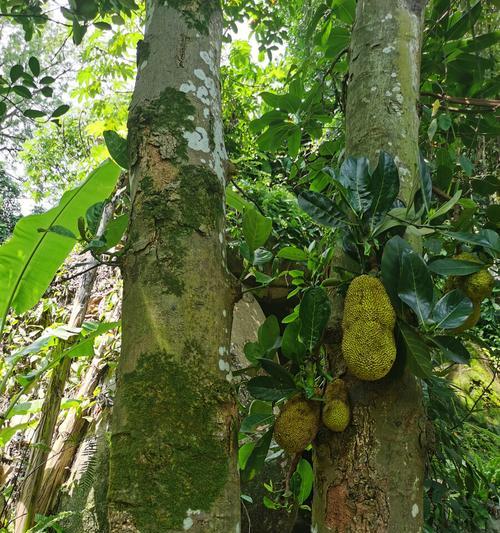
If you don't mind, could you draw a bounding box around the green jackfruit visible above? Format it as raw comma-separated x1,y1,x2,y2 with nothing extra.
274,395,320,454
342,276,396,381
322,380,350,432
447,253,494,302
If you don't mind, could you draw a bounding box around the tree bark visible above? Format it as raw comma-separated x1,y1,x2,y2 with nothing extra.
312,1,428,532
107,2,240,532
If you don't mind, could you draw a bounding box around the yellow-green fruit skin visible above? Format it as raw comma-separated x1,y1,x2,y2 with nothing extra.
342,275,397,381
447,253,494,302
322,399,350,432
273,396,320,454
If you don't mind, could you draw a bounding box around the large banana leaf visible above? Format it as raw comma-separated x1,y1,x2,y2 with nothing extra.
0,159,120,332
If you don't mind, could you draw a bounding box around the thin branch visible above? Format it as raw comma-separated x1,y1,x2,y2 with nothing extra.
421,91,500,109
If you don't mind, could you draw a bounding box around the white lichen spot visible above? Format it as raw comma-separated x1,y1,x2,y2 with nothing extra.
219,232,224,243
212,117,227,183
140,60,148,71
200,50,216,74
383,45,395,54
225,371,233,383
203,107,210,119
395,93,404,104
388,141,393,147
385,90,392,97
183,517,193,530
179,81,196,94
196,86,210,105
311,525,319,533
391,72,397,78
235,522,241,533
183,127,210,153
218,346,225,357
187,115,194,121
371,86,377,92
382,13,393,21
222,309,227,317
412,504,419,518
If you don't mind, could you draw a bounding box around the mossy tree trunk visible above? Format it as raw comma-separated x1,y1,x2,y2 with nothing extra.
312,1,428,532
107,1,240,532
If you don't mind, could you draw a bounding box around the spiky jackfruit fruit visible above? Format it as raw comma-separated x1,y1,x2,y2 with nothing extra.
273,395,320,454
322,380,350,432
447,253,494,302
342,276,396,381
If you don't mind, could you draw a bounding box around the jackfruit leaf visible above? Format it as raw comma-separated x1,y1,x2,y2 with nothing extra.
299,287,331,352
103,130,128,170
242,207,272,252
244,342,266,365
258,315,281,351
445,230,500,254
432,335,470,364
428,189,461,221
238,442,254,470
398,321,433,378
418,153,432,214
428,258,484,276
249,400,273,415
429,290,473,330
337,156,371,214
247,376,297,401
86,202,105,236
242,427,274,482
225,187,250,212
281,321,307,363
294,458,314,505
102,214,129,250
253,248,273,266
240,413,275,433
0,159,121,334
259,359,296,389
277,246,308,261
381,236,413,309
368,151,400,220
297,191,346,228
398,252,434,324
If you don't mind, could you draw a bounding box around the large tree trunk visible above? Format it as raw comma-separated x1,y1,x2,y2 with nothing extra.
106,2,240,532
312,1,428,532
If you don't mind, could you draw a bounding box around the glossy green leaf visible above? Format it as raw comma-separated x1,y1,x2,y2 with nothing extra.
240,413,275,433
102,214,129,250
259,359,296,389
298,191,346,228
398,252,434,323
246,376,296,401
381,236,413,308
277,246,308,261
258,315,281,351
295,458,314,505
419,153,432,213
299,287,331,352
242,427,274,481
242,207,272,252
368,151,400,219
445,230,500,253
338,156,370,214
0,159,120,333
446,1,482,40
225,187,250,212
430,290,473,329
51,104,70,118
428,189,461,221
398,321,433,378
428,258,484,276
28,56,40,77
103,130,128,169
281,320,307,363
432,335,470,364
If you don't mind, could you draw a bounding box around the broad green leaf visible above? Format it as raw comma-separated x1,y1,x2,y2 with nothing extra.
381,236,413,308
9,64,24,83
418,153,432,214
432,335,470,364
277,246,308,262
398,321,433,378
368,151,400,219
259,359,296,389
0,422,36,448
281,320,307,363
430,290,473,330
240,413,275,433
338,156,370,214
427,118,437,141
295,458,314,504
331,0,355,24
398,252,434,323
238,442,254,470
299,287,331,352
252,248,273,266
103,130,128,170
242,427,274,481
428,258,484,276
0,159,120,333
445,230,500,253
51,104,70,118
102,214,129,250
258,315,281,351
242,207,272,252
288,126,302,158
446,1,481,40
428,189,461,221
244,342,266,364
298,191,346,228
438,114,452,131
86,202,105,236
28,56,40,77
226,187,250,212
246,376,296,401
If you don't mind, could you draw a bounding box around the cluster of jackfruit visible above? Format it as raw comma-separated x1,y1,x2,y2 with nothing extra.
342,275,396,381
321,379,350,432
446,252,494,333
273,395,320,454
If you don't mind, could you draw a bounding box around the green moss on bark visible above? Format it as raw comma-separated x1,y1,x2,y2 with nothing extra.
108,348,232,531
163,0,219,34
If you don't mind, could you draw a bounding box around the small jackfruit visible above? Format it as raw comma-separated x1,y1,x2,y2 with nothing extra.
322,380,350,432
342,276,397,381
273,395,320,454
447,253,494,302
448,300,481,334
